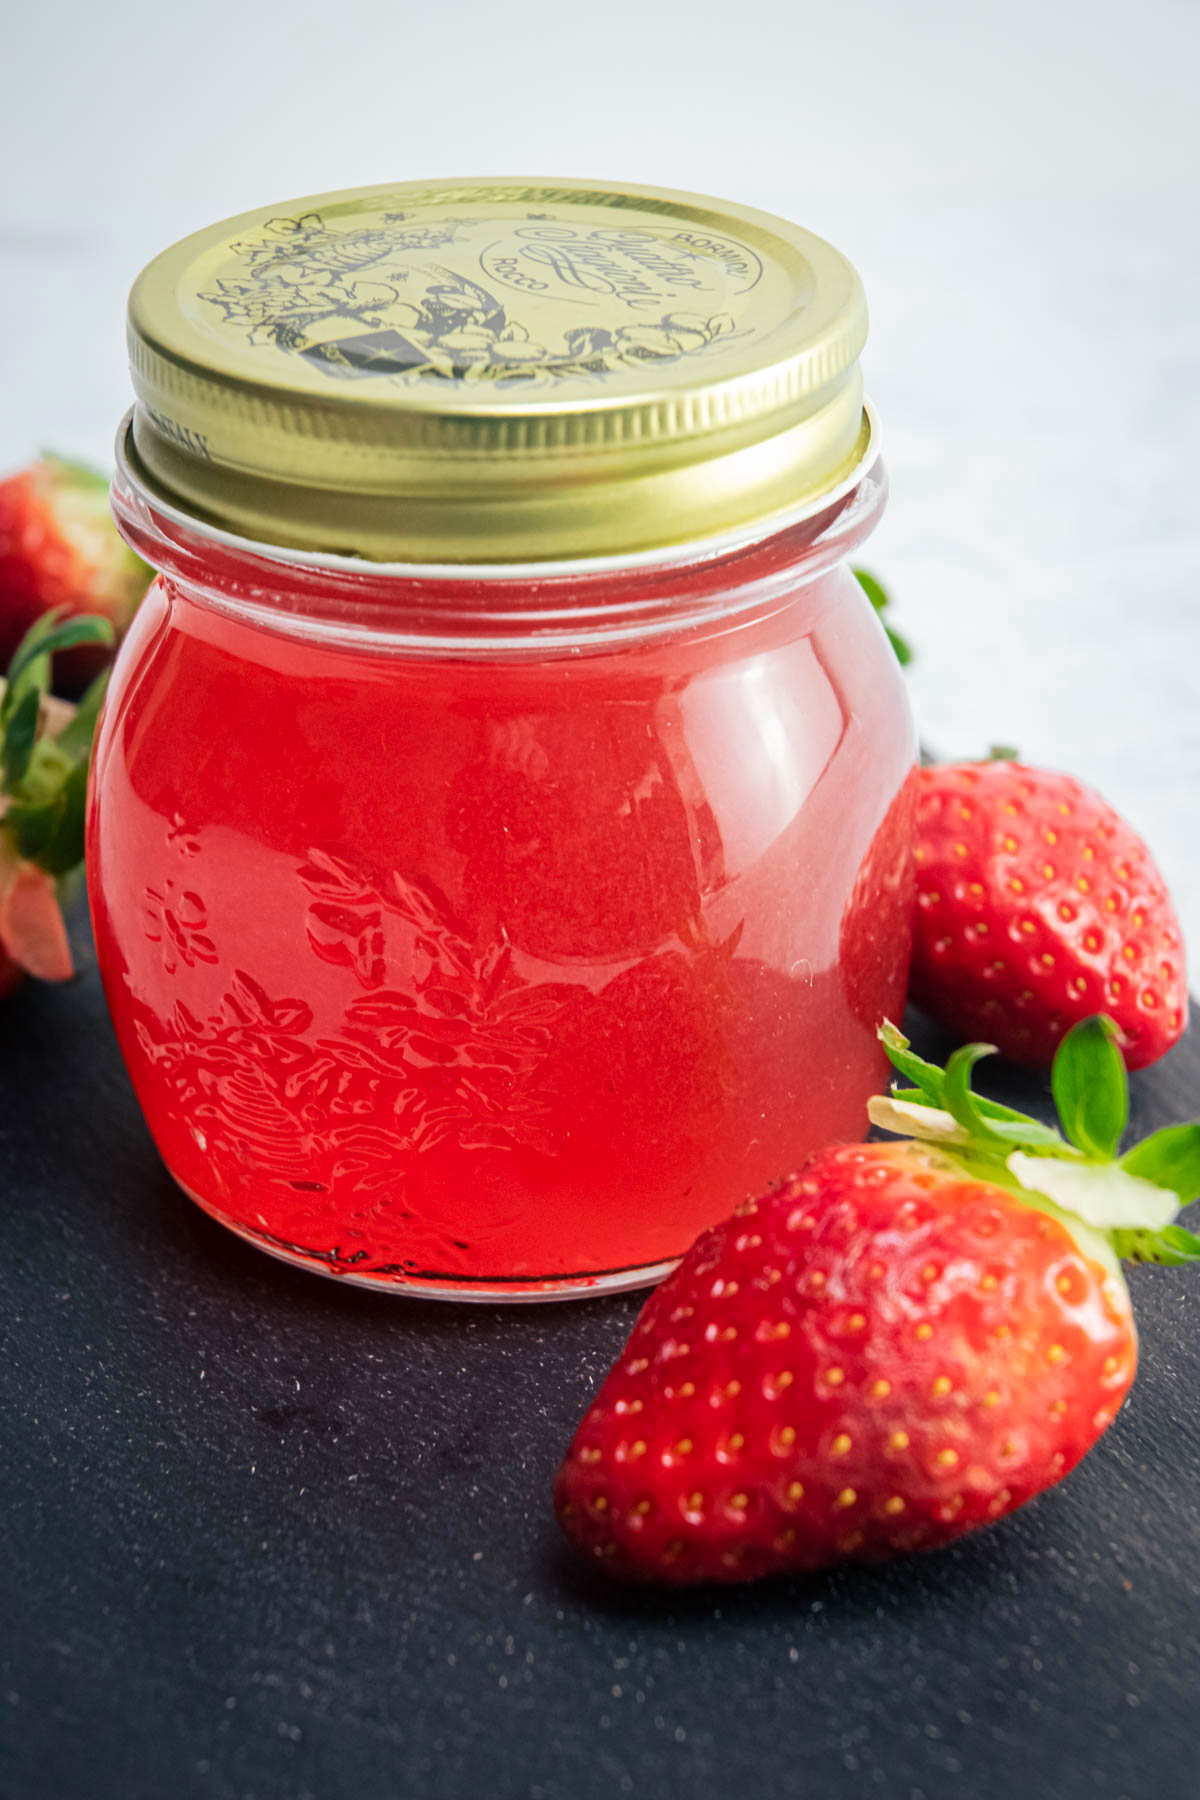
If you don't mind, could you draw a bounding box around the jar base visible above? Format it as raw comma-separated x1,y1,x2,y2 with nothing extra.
180,1182,680,1304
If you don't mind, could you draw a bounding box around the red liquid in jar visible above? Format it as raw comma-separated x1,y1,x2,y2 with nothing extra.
88,542,916,1296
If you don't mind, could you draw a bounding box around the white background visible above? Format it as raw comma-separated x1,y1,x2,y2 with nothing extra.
2,0,1197,950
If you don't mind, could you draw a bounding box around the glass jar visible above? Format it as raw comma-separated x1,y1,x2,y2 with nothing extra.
91,178,916,1300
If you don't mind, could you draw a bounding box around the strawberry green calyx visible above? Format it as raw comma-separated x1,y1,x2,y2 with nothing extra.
0,608,115,982
869,1017,1200,1267
853,568,913,666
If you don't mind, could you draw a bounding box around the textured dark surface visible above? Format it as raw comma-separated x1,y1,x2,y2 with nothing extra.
1,947,1198,1800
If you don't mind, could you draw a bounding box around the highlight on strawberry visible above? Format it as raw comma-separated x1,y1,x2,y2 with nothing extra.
0,454,149,691
912,757,1187,1070
554,1016,1199,1586
0,610,115,993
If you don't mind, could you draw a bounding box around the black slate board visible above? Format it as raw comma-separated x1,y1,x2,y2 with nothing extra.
2,939,1199,1800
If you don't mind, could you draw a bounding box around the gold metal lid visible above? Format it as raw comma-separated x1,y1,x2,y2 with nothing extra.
126,177,871,563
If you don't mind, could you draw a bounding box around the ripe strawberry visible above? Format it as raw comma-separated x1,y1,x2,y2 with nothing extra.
0,610,115,990
555,1018,1200,1584
0,455,148,690
912,758,1186,1069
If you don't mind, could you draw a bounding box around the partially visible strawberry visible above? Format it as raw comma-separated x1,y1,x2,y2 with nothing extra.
0,609,115,989
0,455,149,690
555,1017,1200,1585
911,759,1186,1069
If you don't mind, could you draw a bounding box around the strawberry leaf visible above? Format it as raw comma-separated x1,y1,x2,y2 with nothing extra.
880,1021,946,1103
3,611,114,701
0,653,47,737
2,687,42,789
1051,1015,1128,1159
979,1113,1071,1151
942,1042,1007,1141
853,568,889,609
972,1099,1066,1141
55,668,110,758
853,568,913,666
6,759,90,875
939,1044,1066,1152
1119,1123,1200,1206
1112,1223,1200,1266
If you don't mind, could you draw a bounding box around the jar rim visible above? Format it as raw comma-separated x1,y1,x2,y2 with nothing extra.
115,402,881,584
